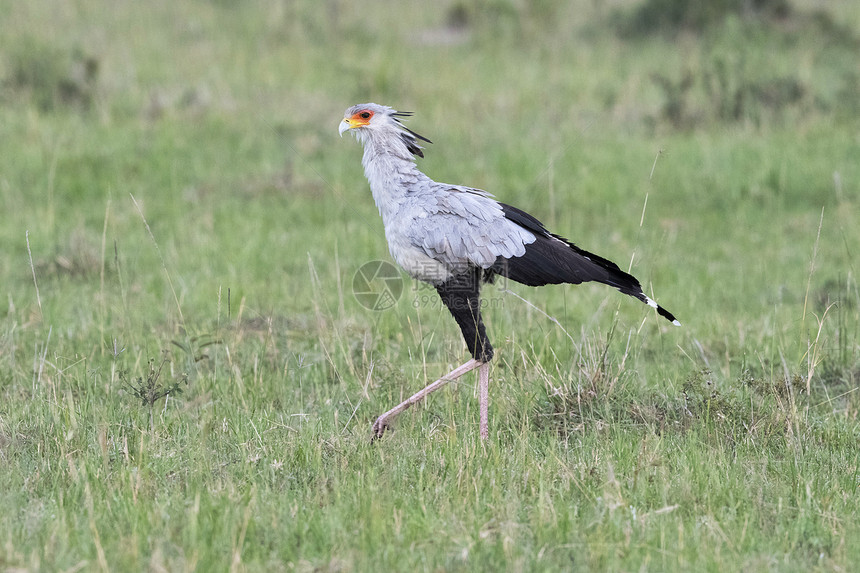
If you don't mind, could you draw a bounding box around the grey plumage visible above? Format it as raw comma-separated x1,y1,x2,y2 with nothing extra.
340,102,679,325
341,103,535,285
339,103,679,440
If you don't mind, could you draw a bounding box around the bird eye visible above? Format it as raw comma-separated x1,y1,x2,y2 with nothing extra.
360,111,371,119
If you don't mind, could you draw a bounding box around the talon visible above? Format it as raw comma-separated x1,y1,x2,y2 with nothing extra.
371,416,390,441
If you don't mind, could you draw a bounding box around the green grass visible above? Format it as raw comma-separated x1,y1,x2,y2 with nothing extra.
1,0,859,571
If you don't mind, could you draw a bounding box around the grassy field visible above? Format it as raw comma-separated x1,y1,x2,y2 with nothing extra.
1,0,859,571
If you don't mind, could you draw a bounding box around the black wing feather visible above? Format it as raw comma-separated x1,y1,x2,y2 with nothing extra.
493,203,679,324
494,203,641,293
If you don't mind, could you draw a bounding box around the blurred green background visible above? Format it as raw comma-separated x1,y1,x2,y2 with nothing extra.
1,1,858,571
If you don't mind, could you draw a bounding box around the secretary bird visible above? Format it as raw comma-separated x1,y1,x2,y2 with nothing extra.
339,103,679,441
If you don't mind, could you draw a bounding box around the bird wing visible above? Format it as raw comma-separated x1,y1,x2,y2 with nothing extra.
404,186,536,270
492,202,640,289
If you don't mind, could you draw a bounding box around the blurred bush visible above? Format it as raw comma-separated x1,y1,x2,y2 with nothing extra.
2,36,99,112
612,0,860,128
651,55,807,128
617,0,791,36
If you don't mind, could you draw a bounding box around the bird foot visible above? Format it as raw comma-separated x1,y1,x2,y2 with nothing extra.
371,416,391,441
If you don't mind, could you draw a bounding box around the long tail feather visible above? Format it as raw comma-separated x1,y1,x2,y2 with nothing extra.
495,203,680,325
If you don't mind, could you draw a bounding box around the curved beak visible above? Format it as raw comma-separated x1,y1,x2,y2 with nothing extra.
338,118,351,137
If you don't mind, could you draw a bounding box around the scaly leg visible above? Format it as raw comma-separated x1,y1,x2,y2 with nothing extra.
372,358,484,439
479,361,490,440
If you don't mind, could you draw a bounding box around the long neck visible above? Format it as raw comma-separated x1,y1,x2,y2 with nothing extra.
361,135,429,221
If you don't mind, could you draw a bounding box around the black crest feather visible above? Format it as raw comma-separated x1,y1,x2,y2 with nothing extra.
392,110,432,158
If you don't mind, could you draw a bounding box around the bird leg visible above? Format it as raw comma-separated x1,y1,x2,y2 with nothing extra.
478,361,490,440
372,358,485,440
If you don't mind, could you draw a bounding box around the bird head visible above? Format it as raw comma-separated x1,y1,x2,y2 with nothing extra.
339,103,431,158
